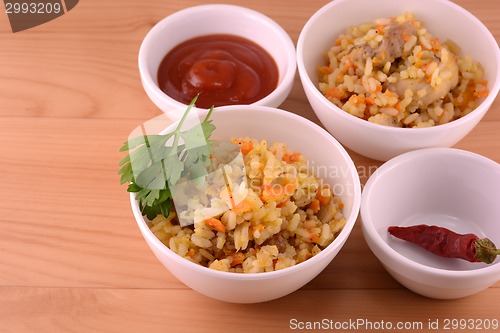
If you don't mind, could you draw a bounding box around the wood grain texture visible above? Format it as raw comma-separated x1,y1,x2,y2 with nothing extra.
2,287,500,333
0,0,499,332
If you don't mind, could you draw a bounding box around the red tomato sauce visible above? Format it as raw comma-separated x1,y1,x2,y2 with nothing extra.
157,34,279,108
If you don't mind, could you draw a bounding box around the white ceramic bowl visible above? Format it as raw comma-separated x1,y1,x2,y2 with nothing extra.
361,148,500,299
297,0,500,161
131,106,361,303
138,5,296,120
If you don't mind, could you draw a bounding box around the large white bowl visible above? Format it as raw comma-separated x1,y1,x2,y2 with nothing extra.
361,148,500,299
297,0,500,161
139,5,296,120
131,106,361,303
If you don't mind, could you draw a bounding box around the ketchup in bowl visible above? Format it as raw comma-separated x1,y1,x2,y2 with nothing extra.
157,34,279,108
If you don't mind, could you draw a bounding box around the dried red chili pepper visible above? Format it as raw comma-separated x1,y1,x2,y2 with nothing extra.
388,224,500,264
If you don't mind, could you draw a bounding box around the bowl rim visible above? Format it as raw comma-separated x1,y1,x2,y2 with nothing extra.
361,147,500,278
138,4,297,112
130,105,362,280
296,0,500,134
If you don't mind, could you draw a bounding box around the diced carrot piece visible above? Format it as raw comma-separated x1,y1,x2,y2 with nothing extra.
343,58,353,70
204,217,226,232
431,37,441,50
229,252,245,267
333,196,344,210
277,201,287,208
289,153,300,162
326,87,342,100
474,89,489,98
188,248,196,258
377,25,385,34
310,199,320,213
261,180,297,202
309,231,320,243
233,199,254,213
354,94,367,104
289,152,301,163
384,90,395,98
455,84,477,107
282,152,302,164
318,66,333,75
240,141,253,155
316,185,332,206
284,182,297,196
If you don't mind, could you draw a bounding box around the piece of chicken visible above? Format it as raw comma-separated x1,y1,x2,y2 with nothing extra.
374,22,417,66
385,50,459,108
342,20,459,108
345,43,374,68
344,22,417,68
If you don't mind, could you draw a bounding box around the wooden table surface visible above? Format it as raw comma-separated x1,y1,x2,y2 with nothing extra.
1,1,499,332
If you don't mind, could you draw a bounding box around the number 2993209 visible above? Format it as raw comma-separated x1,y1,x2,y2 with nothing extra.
443,318,499,330
5,2,62,14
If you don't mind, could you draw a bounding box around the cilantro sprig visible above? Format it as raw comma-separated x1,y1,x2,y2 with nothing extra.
118,97,215,220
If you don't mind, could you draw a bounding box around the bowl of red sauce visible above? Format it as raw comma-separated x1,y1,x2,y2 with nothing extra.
139,4,296,119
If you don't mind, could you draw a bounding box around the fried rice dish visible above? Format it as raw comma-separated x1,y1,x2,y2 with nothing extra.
148,137,346,273
318,12,489,128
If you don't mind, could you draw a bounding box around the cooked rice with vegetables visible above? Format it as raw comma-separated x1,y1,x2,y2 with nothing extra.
148,137,346,273
318,12,489,128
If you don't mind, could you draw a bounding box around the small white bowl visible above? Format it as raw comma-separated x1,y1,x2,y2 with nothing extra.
138,5,296,120
297,0,500,161
361,148,500,299
131,106,361,303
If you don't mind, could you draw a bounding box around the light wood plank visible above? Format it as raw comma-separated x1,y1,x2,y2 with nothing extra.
0,118,498,291
1,1,499,331
1,287,500,333
0,117,392,290
0,0,499,120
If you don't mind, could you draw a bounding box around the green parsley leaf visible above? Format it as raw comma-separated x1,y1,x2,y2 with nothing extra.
163,155,184,186
118,96,215,220
127,183,142,192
